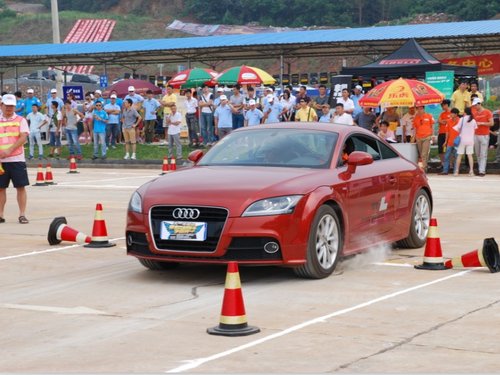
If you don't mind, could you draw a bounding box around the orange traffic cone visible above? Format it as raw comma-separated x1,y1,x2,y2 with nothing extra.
44,163,56,185
170,157,177,171
84,203,116,248
445,238,500,273
207,262,260,337
33,164,47,186
47,216,91,245
68,157,79,174
160,156,170,175
414,218,447,270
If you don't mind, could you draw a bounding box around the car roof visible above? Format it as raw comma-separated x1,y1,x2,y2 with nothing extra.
236,122,375,138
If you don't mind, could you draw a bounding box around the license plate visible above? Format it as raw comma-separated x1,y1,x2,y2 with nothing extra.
160,221,207,241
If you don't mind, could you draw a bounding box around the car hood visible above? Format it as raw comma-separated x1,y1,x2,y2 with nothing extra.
142,166,327,216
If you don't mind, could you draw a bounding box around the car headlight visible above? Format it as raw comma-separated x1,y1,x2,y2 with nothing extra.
242,195,303,217
128,191,143,213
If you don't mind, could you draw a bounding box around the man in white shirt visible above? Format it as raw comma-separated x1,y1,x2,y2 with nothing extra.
184,90,199,147
401,107,416,143
166,104,183,160
336,88,355,114
198,85,215,146
26,104,48,160
331,103,354,126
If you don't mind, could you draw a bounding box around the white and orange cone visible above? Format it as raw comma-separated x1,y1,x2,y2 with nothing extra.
84,203,116,248
170,157,177,171
414,218,447,270
68,157,79,174
47,217,91,245
33,164,47,186
44,163,56,185
207,262,260,336
160,156,170,175
445,238,500,273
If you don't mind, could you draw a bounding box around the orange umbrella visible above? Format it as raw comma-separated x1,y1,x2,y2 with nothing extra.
359,78,445,107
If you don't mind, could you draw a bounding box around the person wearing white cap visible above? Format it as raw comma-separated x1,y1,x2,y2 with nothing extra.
104,94,122,149
262,94,284,124
45,88,64,119
351,84,364,117
160,85,176,144
213,87,224,107
244,99,263,127
24,88,41,117
0,93,31,224
124,85,144,109
261,86,277,108
472,97,493,176
93,89,105,105
213,94,233,139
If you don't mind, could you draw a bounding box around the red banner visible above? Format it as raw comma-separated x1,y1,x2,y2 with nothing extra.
442,54,500,76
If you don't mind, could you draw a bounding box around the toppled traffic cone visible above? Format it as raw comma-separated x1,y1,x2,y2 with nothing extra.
160,156,170,175
445,238,500,273
68,156,79,174
170,157,177,171
47,216,91,245
33,164,47,186
84,203,116,248
415,218,447,270
207,262,260,337
44,163,56,185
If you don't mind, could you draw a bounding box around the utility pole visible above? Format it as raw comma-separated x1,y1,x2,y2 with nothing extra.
51,0,63,95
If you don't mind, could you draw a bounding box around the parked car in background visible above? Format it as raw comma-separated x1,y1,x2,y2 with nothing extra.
27,70,56,81
70,74,98,84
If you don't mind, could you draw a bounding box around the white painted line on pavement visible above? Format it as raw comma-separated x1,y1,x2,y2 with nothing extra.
54,184,139,189
166,270,471,373
57,175,158,185
1,303,113,316
373,262,414,268
0,237,125,261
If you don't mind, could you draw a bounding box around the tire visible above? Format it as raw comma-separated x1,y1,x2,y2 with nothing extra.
397,189,431,248
294,205,343,279
138,258,179,271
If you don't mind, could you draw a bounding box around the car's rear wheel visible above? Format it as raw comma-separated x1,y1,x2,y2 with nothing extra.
138,258,179,271
294,205,342,279
397,189,431,248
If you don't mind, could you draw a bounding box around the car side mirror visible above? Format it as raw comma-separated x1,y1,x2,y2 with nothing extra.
339,151,373,180
188,150,204,164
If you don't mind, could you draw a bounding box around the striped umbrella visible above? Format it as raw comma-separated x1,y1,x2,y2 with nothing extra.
167,68,218,89
359,78,445,107
214,65,276,86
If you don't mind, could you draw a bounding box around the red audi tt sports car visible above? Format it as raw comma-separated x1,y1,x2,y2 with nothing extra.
126,123,432,279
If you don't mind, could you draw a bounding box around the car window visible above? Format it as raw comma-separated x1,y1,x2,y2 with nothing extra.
378,141,399,159
338,135,381,167
199,128,338,169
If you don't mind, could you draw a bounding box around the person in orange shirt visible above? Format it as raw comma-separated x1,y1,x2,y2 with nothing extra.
439,108,460,175
472,98,493,176
413,106,435,171
437,99,452,168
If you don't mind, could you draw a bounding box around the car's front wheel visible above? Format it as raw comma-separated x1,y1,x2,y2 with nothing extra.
397,189,431,248
138,258,179,271
294,205,342,279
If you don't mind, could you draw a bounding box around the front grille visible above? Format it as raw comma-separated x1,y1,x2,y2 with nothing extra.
223,237,283,260
150,206,228,252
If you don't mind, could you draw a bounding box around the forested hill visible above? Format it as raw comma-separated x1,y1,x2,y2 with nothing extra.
42,0,499,27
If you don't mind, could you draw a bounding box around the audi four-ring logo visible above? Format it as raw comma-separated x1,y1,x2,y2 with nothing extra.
172,208,200,220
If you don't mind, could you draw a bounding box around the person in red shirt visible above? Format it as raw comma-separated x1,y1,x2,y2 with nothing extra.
437,99,452,168
413,106,435,171
472,98,493,176
439,108,460,175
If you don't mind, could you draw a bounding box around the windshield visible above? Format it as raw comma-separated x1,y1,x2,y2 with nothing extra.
199,128,338,168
